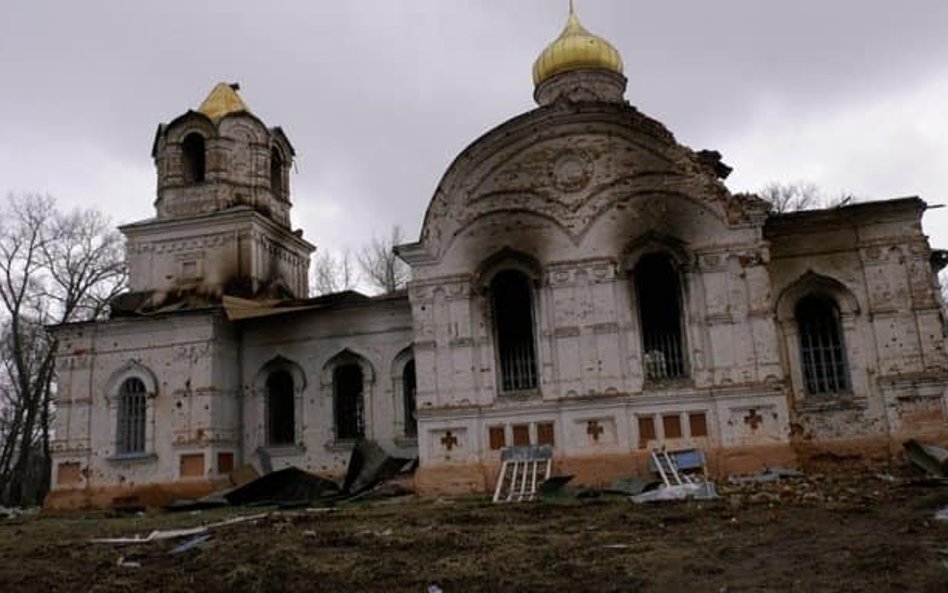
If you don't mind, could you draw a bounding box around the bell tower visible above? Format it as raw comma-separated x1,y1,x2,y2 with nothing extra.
120,83,314,305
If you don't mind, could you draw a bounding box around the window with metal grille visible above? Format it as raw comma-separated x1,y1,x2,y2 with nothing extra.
634,253,687,381
491,270,538,392
796,295,850,395
266,370,295,445
117,378,147,454
181,133,205,184
334,364,365,439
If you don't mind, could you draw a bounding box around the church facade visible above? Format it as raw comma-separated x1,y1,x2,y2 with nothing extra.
46,10,948,508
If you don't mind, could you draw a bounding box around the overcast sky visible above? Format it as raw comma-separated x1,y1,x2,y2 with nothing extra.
3,0,948,260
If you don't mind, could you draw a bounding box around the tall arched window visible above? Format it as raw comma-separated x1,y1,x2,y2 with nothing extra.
117,378,147,454
402,359,417,437
634,253,687,380
181,133,206,184
266,370,295,445
491,270,538,392
796,295,850,395
334,364,365,439
270,147,284,199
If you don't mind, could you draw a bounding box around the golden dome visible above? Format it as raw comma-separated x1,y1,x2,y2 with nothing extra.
198,82,250,121
532,5,624,86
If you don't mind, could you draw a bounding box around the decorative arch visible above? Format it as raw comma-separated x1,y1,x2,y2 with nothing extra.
474,248,544,289
775,271,860,323
620,231,691,273
321,349,376,441
391,346,417,438
775,272,863,399
254,356,307,447
104,361,158,457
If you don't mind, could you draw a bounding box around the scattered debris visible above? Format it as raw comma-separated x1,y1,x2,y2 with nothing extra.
606,476,659,496
224,467,340,506
904,439,948,478
343,439,415,496
170,534,213,554
537,474,575,499
116,556,141,568
427,582,444,593
935,507,948,521
632,448,718,503
90,512,268,544
728,467,805,484
492,445,554,503
631,482,718,503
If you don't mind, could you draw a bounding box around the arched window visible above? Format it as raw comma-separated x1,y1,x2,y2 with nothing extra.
796,295,850,395
334,364,365,439
491,270,538,392
181,133,206,184
402,359,417,437
634,253,687,380
266,370,295,445
270,147,284,199
117,378,147,454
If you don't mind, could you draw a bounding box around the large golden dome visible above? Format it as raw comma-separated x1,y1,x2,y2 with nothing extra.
532,5,624,87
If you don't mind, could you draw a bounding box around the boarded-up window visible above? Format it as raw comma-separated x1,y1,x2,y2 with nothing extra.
689,412,708,437
180,453,205,477
334,364,365,440
637,416,656,449
512,424,530,446
536,422,555,446
663,414,682,439
217,452,234,474
492,270,538,392
266,371,295,446
117,377,147,454
489,426,506,450
57,462,82,486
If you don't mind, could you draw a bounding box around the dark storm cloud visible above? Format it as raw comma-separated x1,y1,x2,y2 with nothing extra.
2,0,947,253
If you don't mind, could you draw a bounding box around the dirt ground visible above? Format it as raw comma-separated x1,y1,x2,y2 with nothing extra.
3,471,948,593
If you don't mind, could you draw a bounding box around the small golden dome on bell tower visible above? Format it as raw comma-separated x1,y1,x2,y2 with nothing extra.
532,1,624,87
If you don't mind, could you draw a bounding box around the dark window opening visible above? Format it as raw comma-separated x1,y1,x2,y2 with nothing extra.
637,416,656,449
117,378,146,454
491,270,538,392
797,295,850,395
536,422,555,446
334,364,365,440
402,359,417,437
270,147,284,199
181,133,206,184
489,426,506,450
512,424,530,446
266,370,295,446
635,253,687,380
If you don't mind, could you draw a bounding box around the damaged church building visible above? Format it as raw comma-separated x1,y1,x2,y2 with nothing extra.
45,9,948,509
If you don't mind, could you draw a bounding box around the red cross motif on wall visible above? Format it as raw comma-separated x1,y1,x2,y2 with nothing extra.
744,409,763,431
586,420,604,442
441,431,459,451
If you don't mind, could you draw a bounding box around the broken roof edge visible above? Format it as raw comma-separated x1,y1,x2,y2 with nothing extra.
223,289,409,322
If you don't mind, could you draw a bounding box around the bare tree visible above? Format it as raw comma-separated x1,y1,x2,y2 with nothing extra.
759,181,858,213
310,248,358,296
357,226,410,294
0,193,126,506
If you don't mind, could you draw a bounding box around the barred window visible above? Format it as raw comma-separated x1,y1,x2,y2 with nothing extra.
491,270,538,392
796,295,850,395
402,359,417,437
635,253,687,380
266,370,295,445
117,378,147,454
334,364,365,440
